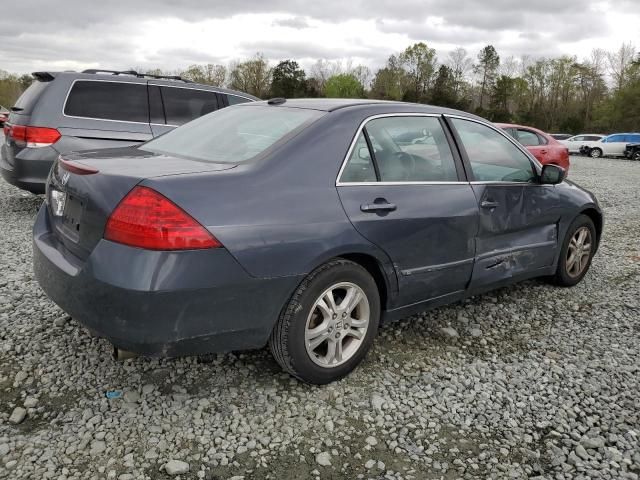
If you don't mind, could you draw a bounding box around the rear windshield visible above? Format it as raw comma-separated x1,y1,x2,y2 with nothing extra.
140,105,323,163
13,80,50,114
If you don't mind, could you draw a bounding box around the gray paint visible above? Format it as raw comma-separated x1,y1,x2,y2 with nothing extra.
33,100,602,356
1,71,258,193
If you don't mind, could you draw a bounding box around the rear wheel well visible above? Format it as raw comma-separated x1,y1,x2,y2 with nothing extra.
338,253,388,311
580,208,602,248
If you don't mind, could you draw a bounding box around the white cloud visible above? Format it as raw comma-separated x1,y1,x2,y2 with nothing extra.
0,1,637,74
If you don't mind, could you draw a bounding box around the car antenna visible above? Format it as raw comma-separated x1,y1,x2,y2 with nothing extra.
267,98,286,105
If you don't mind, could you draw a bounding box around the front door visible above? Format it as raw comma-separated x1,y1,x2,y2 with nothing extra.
447,117,562,290
337,115,479,306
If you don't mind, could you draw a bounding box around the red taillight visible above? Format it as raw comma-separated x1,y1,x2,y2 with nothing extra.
9,125,60,147
59,157,99,175
104,186,221,250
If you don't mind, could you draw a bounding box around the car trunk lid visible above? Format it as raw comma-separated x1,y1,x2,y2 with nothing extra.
47,147,236,260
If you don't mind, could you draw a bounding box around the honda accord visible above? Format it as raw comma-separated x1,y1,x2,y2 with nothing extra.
33,99,602,384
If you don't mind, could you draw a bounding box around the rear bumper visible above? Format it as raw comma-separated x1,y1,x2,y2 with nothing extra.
33,205,301,356
0,143,55,194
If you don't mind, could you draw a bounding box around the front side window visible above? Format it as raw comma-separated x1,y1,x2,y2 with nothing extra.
64,81,148,123
160,87,220,125
365,116,458,182
141,105,322,163
606,135,623,143
451,118,536,183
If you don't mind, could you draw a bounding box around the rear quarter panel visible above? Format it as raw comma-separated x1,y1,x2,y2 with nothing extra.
142,108,398,283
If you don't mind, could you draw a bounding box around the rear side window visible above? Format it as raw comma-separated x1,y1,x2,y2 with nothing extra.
517,129,544,146
64,81,149,123
340,132,377,183
13,80,50,114
227,94,252,105
141,105,323,163
365,116,458,182
160,87,220,125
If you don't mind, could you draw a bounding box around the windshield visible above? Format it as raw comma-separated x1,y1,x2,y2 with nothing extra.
141,105,323,163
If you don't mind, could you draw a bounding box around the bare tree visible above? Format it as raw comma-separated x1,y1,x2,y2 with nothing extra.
607,42,636,90
499,56,520,78
309,59,343,91
447,47,473,93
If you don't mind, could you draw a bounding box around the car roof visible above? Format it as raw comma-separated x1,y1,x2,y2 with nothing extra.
240,98,478,115
34,71,259,100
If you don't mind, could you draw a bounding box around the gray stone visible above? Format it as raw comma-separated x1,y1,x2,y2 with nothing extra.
164,460,189,476
441,327,459,338
316,451,331,466
9,407,26,424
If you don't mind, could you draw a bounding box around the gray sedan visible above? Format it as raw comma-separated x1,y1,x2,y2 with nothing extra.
33,99,602,384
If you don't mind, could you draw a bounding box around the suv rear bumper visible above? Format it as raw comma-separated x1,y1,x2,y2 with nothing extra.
33,205,301,356
1,143,55,194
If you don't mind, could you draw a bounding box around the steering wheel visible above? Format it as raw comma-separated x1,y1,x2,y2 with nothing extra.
393,151,416,180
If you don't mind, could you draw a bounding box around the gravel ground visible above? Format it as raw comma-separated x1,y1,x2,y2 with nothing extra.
0,155,639,480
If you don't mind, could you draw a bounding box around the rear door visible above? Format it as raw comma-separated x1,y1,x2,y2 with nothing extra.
448,117,562,289
337,114,478,306
59,79,152,151
149,84,223,137
602,134,626,156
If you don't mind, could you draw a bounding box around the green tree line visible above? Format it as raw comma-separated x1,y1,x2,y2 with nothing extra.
2,42,638,133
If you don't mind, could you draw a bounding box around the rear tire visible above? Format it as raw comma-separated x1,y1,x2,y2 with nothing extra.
590,148,602,158
550,215,597,287
269,259,380,384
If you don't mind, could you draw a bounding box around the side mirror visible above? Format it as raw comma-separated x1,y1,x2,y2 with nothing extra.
540,164,566,184
358,146,370,159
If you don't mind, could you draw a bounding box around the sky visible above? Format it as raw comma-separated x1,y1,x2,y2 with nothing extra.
1,0,638,75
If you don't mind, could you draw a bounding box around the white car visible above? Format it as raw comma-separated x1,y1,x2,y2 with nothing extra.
560,134,604,153
580,133,640,158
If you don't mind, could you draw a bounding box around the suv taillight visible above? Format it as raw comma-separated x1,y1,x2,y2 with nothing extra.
9,125,60,148
104,186,221,251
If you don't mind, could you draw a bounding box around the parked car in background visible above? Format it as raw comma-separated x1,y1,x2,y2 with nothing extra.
623,143,640,160
550,133,572,140
1,69,258,193
33,99,602,384
0,106,9,126
560,134,605,153
496,123,570,170
579,133,640,158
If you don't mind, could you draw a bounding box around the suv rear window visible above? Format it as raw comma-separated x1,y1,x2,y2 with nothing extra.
64,81,149,123
160,86,220,125
141,105,323,163
13,80,50,114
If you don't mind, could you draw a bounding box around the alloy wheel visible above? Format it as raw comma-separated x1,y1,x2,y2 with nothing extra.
566,226,592,278
590,148,602,158
304,282,370,368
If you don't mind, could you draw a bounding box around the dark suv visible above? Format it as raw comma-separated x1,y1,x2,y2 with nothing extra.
1,70,258,193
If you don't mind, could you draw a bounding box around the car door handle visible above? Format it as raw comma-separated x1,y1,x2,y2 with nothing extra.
481,200,499,209
361,202,397,213
540,149,548,154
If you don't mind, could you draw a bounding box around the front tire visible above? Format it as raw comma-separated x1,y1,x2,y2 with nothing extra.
269,259,380,384
633,151,640,161
590,148,603,158
551,215,597,287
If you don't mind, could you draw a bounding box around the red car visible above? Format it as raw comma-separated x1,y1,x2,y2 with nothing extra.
496,123,570,171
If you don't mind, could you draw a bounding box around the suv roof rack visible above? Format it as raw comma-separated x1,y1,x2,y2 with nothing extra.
81,69,193,83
